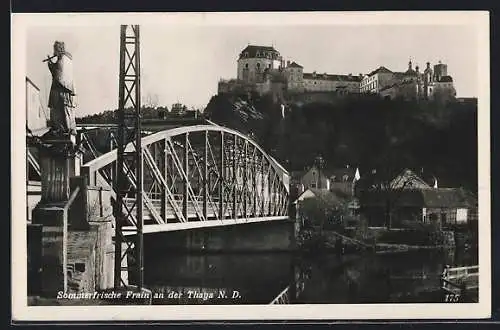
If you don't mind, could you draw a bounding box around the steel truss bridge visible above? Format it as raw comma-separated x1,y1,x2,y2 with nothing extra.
26,25,289,291
77,124,290,233
27,122,291,291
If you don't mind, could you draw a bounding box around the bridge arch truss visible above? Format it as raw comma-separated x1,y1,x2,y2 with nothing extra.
81,125,290,228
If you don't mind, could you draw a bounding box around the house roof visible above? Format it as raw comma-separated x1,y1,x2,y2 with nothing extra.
390,168,432,190
360,187,476,208
420,188,475,208
293,165,359,182
367,66,393,76
329,167,357,182
355,168,437,193
239,45,280,59
294,188,345,205
288,61,303,68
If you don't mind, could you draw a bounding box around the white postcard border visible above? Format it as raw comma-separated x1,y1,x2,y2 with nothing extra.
11,11,491,321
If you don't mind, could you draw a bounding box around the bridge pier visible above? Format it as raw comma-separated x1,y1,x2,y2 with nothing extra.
29,141,117,298
143,218,295,254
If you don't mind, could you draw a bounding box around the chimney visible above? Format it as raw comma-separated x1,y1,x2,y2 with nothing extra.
287,60,291,67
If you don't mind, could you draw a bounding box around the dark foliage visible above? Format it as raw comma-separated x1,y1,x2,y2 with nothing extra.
205,94,477,193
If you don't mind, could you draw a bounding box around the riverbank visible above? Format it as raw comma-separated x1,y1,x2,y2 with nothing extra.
297,228,467,256
375,243,448,254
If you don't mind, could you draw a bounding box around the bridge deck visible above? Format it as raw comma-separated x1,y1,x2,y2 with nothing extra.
122,215,288,235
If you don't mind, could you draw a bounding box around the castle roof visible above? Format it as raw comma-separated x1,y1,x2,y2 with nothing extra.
404,68,419,76
303,72,362,82
239,45,280,59
287,61,303,68
367,66,393,76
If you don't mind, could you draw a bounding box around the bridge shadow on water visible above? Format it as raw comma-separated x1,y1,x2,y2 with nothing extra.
143,251,295,305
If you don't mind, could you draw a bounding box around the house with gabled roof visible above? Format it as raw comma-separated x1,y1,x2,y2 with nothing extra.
358,168,477,228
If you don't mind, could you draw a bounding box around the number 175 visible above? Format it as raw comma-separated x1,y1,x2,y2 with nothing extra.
445,294,460,302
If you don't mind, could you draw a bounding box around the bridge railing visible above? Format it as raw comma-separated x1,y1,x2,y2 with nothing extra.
446,265,479,279
270,286,291,304
440,265,479,295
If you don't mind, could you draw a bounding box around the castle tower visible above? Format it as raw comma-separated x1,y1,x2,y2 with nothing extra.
423,62,434,99
415,64,423,99
424,62,433,83
237,45,282,84
433,61,448,82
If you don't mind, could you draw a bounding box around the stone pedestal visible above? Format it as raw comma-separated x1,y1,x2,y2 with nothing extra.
31,139,82,297
38,141,82,203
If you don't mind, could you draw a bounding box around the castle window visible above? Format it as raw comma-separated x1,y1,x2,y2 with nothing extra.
245,63,249,69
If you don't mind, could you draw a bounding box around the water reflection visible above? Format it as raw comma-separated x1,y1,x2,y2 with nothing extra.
299,248,478,304
143,248,478,304
144,252,294,304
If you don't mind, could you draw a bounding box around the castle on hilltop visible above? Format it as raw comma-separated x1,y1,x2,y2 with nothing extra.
218,45,456,103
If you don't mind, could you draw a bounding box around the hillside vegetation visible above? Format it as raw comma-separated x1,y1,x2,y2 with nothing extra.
204,93,478,192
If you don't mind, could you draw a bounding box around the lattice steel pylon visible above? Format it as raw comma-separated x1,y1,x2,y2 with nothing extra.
114,25,144,290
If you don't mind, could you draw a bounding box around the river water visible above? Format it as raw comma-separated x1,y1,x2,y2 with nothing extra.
143,247,478,304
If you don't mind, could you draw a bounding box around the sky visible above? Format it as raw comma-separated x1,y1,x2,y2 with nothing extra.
26,22,479,118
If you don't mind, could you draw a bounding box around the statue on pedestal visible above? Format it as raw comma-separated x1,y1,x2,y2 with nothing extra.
43,40,77,146
30,40,82,201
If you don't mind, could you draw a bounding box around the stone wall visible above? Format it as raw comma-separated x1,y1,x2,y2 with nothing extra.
65,221,116,293
89,220,115,290
66,230,97,293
